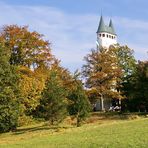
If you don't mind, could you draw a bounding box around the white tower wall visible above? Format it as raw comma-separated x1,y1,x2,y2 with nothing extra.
97,32,117,48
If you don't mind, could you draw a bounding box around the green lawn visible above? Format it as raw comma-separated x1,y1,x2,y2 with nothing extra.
0,116,148,148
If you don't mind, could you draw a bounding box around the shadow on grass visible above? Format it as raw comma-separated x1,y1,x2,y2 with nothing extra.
12,124,72,135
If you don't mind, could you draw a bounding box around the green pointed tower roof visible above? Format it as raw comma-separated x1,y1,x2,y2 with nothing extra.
96,16,106,33
96,16,116,35
109,19,116,34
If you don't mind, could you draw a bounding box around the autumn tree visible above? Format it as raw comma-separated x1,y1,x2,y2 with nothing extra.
86,89,99,110
18,66,46,116
82,48,123,111
0,43,20,133
48,60,74,94
0,25,53,69
0,25,54,122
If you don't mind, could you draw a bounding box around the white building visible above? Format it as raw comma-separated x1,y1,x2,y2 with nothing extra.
96,16,117,48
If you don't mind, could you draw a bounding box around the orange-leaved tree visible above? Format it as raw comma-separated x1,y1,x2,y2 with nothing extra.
0,25,53,69
82,48,123,111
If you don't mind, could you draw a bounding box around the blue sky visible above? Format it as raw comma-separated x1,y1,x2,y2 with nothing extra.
0,0,148,72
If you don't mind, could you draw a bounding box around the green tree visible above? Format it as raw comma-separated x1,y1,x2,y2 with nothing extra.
38,64,70,125
125,61,148,112
110,45,137,111
111,45,136,79
0,43,20,133
68,72,90,127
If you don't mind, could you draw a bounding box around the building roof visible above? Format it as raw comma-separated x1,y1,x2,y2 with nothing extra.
96,16,116,35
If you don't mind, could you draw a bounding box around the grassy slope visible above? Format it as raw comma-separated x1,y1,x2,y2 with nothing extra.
0,117,148,148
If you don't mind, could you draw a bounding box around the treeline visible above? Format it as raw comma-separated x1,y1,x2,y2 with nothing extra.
0,25,147,133
0,25,90,133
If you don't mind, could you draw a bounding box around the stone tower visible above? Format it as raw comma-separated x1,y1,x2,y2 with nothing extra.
96,16,117,48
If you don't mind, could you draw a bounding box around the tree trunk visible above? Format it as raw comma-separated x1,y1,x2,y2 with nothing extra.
100,94,105,111
76,113,81,127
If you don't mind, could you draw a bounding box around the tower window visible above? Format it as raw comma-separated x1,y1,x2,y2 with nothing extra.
109,35,111,38
102,34,105,37
112,36,113,39
107,34,108,38
99,34,101,37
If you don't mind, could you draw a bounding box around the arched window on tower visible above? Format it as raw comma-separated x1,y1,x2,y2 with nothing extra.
107,34,108,38
99,34,101,37
102,34,105,37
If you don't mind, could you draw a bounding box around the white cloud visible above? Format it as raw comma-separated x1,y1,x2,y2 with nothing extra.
0,2,147,72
